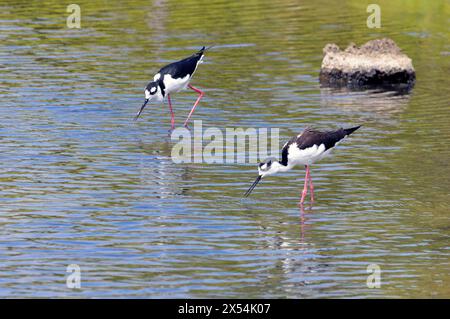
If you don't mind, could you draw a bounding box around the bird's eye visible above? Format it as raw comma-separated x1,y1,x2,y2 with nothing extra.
150,87,157,94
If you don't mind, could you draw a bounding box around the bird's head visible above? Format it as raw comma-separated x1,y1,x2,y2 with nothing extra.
258,157,283,178
244,157,282,197
134,81,161,121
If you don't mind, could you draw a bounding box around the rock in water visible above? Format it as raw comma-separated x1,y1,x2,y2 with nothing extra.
319,38,415,90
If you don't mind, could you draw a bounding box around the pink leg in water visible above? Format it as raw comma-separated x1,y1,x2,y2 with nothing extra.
300,166,310,205
167,94,175,130
308,166,314,202
183,84,204,127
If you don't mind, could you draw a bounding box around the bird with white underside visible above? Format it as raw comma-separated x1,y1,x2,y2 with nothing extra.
244,126,361,204
134,46,212,130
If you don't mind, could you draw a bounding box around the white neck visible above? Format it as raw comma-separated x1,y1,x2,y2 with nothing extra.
272,161,291,173
156,89,164,102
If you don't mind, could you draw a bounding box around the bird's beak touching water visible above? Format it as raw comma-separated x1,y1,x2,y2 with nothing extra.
244,175,262,197
134,99,149,121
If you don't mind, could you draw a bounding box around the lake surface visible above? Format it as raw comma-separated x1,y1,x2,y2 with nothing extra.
0,0,449,298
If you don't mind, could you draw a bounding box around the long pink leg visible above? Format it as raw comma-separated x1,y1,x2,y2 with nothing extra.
167,94,175,130
183,84,204,127
308,166,314,202
300,166,310,205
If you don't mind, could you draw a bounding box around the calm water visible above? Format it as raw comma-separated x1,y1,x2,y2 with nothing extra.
1,0,449,298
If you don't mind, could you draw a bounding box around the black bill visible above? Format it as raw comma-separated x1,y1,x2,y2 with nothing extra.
243,175,262,197
134,99,149,121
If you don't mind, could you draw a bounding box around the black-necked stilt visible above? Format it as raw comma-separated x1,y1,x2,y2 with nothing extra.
244,126,361,204
134,46,210,129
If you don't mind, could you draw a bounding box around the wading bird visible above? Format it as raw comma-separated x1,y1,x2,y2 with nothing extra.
244,126,361,204
134,46,210,130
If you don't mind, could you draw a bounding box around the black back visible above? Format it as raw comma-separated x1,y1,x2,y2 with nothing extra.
158,47,205,79
280,126,360,166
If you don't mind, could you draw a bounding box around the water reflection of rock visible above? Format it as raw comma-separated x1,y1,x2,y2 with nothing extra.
320,87,411,119
146,0,168,40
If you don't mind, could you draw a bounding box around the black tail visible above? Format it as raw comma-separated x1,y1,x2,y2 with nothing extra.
193,46,206,58
344,125,361,136
197,45,215,54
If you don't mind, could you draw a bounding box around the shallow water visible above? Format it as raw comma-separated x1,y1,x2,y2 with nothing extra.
0,0,449,298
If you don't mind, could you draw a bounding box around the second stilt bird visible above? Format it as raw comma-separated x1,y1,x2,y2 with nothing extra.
134,46,209,129
244,126,361,204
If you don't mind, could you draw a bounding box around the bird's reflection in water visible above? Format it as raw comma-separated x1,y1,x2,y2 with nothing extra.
298,203,313,245
136,138,194,198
